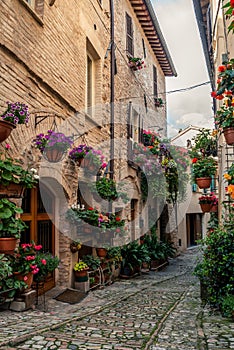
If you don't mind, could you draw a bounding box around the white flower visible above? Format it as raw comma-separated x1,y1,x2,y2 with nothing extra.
33,174,40,180
30,168,38,173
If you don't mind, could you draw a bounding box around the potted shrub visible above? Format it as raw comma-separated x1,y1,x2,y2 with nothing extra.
0,102,30,143
192,157,217,188
0,198,27,254
33,130,73,163
120,240,149,276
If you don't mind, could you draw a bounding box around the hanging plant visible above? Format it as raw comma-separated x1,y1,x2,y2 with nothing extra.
33,130,73,162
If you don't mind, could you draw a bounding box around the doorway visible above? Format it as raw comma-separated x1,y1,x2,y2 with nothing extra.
21,185,56,292
186,213,202,247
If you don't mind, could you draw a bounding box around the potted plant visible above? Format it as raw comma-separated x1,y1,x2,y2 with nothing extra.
154,97,164,107
0,156,39,197
192,157,217,188
128,57,145,71
120,240,149,276
198,193,218,213
90,177,129,203
0,102,30,143
82,255,101,271
0,198,27,254
211,59,234,144
12,242,42,289
68,144,93,165
73,260,89,281
224,162,234,200
0,254,26,302
188,128,218,158
33,130,73,162
33,251,59,283
82,148,107,173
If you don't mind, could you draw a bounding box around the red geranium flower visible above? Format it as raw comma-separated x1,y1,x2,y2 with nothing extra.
218,65,226,72
192,158,198,163
230,0,234,8
115,217,121,221
88,207,94,210
211,91,217,98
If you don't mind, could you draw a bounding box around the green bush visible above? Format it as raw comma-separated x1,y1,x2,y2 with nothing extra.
194,226,234,307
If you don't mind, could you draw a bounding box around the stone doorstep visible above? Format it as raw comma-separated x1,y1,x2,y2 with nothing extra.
9,289,36,312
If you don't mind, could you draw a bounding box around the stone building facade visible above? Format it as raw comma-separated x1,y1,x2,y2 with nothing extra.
0,0,176,290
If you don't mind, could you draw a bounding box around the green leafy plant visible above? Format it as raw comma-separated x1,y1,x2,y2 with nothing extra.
0,157,39,188
120,240,150,273
33,252,60,282
221,294,234,318
191,157,217,180
12,242,42,275
194,225,234,308
223,2,234,33
82,255,101,271
188,129,218,158
0,198,27,238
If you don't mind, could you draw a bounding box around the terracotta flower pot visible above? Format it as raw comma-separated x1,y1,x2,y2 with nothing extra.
196,177,212,189
223,127,234,145
0,237,17,254
200,203,212,213
74,269,89,282
96,247,107,258
0,183,25,198
14,272,34,289
210,205,218,212
0,120,16,143
44,147,64,162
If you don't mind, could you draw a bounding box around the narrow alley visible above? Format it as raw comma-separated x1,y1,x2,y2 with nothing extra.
1,248,233,350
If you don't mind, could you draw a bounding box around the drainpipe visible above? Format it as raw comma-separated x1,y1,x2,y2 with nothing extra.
109,0,115,181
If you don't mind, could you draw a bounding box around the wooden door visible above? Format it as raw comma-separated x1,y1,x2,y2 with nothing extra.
21,185,55,292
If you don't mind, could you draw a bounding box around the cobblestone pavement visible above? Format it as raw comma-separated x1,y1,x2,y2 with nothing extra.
0,247,233,350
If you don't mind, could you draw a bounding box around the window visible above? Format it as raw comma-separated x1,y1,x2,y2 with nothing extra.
126,13,134,56
153,65,158,102
21,0,44,18
86,55,93,112
142,38,146,58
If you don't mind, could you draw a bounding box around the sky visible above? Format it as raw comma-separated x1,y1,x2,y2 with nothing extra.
152,0,215,138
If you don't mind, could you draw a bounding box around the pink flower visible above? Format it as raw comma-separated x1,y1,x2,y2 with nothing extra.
34,245,42,251
41,259,47,265
23,275,28,281
5,143,11,149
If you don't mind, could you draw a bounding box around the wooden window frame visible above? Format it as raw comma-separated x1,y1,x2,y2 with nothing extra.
126,13,134,57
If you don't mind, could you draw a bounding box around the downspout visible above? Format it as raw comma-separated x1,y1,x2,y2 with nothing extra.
109,0,115,213
109,0,114,180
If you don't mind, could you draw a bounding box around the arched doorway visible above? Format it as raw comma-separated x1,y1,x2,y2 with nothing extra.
21,185,56,292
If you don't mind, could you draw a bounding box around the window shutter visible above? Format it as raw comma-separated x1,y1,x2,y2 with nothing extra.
153,66,158,102
127,102,133,162
126,13,134,56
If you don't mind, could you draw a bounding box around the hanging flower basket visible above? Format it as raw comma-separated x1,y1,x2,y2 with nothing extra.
223,127,234,145
33,130,73,163
0,120,16,143
43,147,65,163
200,203,212,213
210,205,218,212
196,177,212,189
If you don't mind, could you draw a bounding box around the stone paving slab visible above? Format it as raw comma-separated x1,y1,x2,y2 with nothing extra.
0,248,233,350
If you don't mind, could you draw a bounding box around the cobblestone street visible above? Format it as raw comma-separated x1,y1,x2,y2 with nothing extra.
1,248,233,350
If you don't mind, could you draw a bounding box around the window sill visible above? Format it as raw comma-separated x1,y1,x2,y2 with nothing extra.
18,0,44,26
